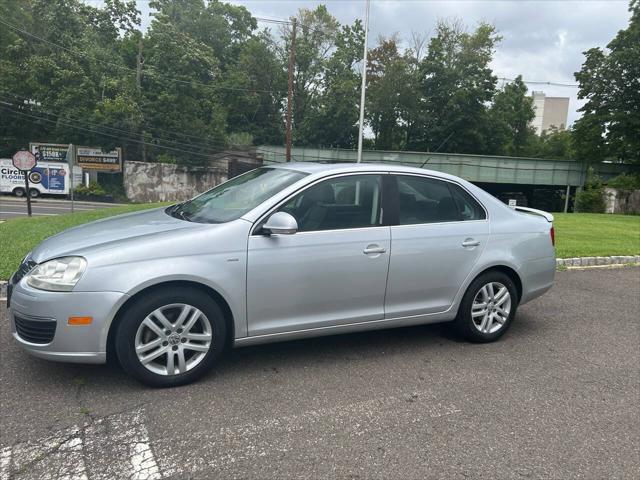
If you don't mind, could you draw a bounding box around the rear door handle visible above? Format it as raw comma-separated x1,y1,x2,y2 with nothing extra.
363,245,387,255
461,239,480,248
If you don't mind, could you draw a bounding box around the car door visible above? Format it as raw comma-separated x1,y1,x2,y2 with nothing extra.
384,174,489,318
247,173,391,336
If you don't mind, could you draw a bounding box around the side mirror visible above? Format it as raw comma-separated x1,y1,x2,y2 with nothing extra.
263,212,298,235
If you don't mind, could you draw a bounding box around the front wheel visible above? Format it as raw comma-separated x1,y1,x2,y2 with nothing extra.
452,271,518,342
115,287,227,387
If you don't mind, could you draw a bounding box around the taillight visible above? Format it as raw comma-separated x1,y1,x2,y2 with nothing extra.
550,226,555,246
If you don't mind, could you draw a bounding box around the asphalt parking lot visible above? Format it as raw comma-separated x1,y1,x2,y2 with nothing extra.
0,196,123,220
1,267,638,479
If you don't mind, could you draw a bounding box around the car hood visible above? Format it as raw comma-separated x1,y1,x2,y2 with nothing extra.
30,207,201,263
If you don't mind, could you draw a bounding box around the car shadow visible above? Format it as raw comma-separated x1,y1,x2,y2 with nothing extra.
14,313,545,391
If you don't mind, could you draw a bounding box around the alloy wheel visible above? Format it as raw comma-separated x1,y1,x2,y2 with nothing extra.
471,282,511,334
134,303,213,376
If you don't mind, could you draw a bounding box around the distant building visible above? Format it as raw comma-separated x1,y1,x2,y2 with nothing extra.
531,91,569,135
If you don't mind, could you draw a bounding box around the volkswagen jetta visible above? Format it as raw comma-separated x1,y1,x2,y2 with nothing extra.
8,163,555,386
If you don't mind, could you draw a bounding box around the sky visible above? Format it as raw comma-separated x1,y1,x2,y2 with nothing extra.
120,0,633,127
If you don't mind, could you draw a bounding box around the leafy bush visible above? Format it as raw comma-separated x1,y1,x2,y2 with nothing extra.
74,181,107,197
606,173,640,191
575,188,606,213
575,176,606,213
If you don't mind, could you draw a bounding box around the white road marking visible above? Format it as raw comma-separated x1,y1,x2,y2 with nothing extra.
2,408,160,480
0,395,461,479
83,408,161,480
7,426,87,480
0,447,12,480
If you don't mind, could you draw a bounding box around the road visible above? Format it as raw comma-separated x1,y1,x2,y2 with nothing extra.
0,196,123,220
1,267,639,479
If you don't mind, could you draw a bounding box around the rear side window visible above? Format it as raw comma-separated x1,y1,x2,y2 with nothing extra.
448,183,486,221
395,175,486,225
396,175,459,224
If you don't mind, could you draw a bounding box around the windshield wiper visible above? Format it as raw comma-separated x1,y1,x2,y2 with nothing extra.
170,203,191,222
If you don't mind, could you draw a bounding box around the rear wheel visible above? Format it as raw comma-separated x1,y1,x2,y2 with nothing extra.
28,188,40,198
115,287,227,387
452,271,518,342
13,187,25,197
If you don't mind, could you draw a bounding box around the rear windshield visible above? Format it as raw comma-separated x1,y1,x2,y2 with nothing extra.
167,167,308,223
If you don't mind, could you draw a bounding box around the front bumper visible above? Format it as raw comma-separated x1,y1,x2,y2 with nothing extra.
8,280,128,364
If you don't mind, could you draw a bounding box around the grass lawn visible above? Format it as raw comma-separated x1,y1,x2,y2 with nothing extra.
553,213,640,259
0,203,166,280
1,208,638,280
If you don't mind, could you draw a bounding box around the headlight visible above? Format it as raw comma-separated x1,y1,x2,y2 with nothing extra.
26,257,87,292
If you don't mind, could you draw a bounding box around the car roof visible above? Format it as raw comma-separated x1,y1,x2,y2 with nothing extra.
268,161,450,178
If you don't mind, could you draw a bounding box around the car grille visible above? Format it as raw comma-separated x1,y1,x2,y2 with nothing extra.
14,316,56,344
7,257,37,308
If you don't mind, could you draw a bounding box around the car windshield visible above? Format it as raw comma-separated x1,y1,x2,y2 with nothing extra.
168,167,308,223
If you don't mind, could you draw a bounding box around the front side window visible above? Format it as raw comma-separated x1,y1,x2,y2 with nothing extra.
279,174,382,232
169,167,308,223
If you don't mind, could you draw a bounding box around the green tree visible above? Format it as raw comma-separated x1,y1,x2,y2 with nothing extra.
486,76,536,156
0,0,141,156
221,32,286,146
531,127,575,159
413,20,500,153
366,36,414,150
281,6,339,146
303,20,364,148
573,0,640,163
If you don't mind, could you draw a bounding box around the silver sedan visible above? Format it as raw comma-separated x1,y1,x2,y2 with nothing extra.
8,163,555,386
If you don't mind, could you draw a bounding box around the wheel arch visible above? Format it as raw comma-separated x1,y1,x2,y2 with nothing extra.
106,280,235,362
474,265,523,302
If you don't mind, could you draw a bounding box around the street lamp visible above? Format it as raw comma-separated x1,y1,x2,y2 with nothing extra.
356,0,371,163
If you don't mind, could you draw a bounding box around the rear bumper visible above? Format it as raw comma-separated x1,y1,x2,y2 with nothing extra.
8,282,128,364
519,256,555,305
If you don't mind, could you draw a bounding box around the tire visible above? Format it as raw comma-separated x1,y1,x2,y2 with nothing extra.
13,187,25,197
452,271,518,343
115,287,227,387
28,188,40,198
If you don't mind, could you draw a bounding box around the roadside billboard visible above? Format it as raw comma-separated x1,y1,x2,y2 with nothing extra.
76,146,122,172
29,143,69,163
29,142,122,172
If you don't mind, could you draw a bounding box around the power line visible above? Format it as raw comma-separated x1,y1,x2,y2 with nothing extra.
0,99,290,161
497,77,579,88
0,17,285,95
0,92,231,153
0,104,228,161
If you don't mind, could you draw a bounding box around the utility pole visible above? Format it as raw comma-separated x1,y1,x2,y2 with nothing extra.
68,144,75,214
285,17,297,162
357,0,371,163
136,38,146,162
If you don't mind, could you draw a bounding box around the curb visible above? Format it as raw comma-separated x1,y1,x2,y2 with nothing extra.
556,255,640,268
0,280,6,300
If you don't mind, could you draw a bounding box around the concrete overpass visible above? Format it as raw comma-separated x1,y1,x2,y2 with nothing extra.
257,146,639,211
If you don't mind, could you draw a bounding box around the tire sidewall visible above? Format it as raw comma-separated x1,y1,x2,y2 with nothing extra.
456,271,518,342
115,287,227,387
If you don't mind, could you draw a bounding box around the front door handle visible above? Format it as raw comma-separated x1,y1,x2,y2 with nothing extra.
363,245,387,255
461,238,480,248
